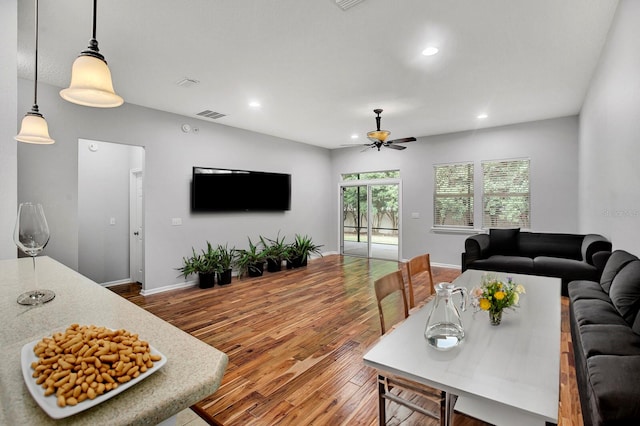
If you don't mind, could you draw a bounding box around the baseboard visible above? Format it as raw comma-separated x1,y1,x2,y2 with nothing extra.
398,259,460,270
102,278,135,287
140,280,197,296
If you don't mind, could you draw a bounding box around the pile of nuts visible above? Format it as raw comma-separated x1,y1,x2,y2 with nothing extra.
30,324,161,407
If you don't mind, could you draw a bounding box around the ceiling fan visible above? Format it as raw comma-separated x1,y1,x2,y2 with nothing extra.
357,109,417,151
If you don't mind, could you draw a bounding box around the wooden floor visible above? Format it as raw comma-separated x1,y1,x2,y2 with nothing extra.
110,255,583,425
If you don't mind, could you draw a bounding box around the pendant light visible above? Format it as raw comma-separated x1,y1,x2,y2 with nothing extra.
15,0,54,144
59,0,123,108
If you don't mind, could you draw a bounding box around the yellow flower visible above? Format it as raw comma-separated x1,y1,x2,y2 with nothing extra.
479,298,491,310
494,291,506,300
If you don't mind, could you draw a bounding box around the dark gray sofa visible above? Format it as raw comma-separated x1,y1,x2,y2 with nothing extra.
462,229,612,296
568,250,640,426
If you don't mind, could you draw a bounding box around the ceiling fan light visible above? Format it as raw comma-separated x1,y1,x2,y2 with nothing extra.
60,54,123,108
15,111,54,144
367,129,390,142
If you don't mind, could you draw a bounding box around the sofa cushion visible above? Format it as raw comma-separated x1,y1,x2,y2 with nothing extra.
586,355,640,424
518,232,583,260
571,298,629,328
600,250,638,293
577,324,640,358
533,256,598,281
468,255,533,274
489,228,519,255
609,260,640,326
568,280,614,303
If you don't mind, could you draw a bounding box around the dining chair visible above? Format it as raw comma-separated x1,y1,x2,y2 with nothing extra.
406,253,435,310
373,270,444,424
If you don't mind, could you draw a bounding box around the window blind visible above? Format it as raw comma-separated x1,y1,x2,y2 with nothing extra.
482,159,530,228
434,163,474,227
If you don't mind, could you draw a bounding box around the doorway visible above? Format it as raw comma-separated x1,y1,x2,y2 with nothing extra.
78,139,145,286
340,179,401,261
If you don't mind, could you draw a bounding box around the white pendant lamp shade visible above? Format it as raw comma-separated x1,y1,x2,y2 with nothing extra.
15,111,54,144
60,55,123,108
16,0,54,144
60,0,123,108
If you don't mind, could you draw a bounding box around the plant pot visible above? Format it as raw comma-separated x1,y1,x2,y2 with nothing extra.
267,259,282,272
198,272,215,289
287,255,308,269
248,262,264,277
217,269,232,285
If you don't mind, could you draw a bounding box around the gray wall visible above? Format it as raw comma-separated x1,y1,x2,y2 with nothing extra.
331,116,580,266
18,79,335,292
78,139,144,284
579,0,640,253
0,0,17,259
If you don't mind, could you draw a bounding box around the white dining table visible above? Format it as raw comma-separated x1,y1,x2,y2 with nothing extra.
363,269,561,426
0,256,228,425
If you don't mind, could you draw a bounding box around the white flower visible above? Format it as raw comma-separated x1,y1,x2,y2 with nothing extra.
516,284,526,294
470,286,483,298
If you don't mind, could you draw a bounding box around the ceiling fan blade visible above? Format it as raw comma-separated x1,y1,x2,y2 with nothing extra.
387,137,416,144
385,143,407,150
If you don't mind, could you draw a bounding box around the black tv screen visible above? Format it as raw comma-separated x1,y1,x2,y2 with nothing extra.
192,167,291,211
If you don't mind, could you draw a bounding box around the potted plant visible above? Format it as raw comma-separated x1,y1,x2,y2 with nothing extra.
236,237,266,278
216,243,235,285
287,234,323,269
176,245,217,288
261,233,288,272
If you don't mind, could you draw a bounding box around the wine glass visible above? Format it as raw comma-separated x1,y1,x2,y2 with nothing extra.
14,202,55,305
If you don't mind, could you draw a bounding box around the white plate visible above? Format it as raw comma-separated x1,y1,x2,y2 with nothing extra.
21,336,166,419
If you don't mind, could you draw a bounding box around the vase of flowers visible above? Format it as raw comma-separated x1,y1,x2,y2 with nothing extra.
471,274,526,326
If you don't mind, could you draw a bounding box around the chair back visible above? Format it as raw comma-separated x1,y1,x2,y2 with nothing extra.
406,253,435,309
374,270,409,335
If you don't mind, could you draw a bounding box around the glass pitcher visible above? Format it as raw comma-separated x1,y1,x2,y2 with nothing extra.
424,282,468,350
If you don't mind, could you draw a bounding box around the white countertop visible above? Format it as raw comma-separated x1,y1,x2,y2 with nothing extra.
0,256,228,425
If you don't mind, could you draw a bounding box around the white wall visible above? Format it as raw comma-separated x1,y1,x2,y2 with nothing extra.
78,139,144,284
331,116,580,266
579,0,640,253
18,79,335,291
0,0,17,259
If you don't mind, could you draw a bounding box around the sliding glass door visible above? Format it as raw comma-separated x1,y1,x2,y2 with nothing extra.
340,180,400,261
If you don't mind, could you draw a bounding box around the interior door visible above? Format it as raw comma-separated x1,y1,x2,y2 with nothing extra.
129,169,144,284
340,180,400,260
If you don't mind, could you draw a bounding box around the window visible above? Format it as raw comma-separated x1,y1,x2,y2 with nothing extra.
342,170,399,181
434,163,474,227
482,159,530,228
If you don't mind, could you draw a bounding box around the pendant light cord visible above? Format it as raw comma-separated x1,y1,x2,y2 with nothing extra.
32,0,39,111
92,0,97,41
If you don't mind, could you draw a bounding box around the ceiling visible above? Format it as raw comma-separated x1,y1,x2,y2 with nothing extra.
17,0,619,149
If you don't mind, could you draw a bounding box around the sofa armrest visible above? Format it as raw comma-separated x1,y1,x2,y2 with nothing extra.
463,234,490,270
592,251,612,272
582,234,612,265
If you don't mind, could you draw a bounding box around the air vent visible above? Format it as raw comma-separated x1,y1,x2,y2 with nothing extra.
335,0,365,11
196,110,226,120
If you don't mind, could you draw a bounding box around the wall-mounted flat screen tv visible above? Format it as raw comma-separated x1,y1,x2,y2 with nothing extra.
192,167,291,211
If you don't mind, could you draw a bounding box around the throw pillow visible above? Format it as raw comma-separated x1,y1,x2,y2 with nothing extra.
489,228,520,256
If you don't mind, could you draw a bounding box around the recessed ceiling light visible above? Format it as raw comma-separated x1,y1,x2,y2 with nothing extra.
477,114,488,119
351,134,358,139
249,101,261,108
421,46,439,56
